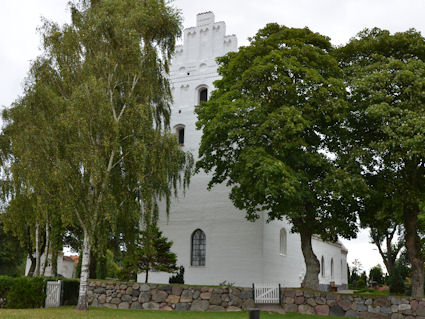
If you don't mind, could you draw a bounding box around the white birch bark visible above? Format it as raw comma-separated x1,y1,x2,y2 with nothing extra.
35,221,40,276
41,221,50,277
76,230,91,310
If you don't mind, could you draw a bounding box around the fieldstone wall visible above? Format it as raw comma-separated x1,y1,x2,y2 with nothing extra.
282,289,425,319
88,281,255,312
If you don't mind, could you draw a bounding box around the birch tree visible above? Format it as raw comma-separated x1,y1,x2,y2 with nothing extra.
3,0,192,310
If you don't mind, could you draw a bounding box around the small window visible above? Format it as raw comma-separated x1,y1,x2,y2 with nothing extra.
199,88,208,102
279,228,287,256
321,256,325,277
174,124,185,146
331,258,334,279
191,229,206,266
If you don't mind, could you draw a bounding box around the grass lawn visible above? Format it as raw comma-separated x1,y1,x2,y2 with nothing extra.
0,307,348,319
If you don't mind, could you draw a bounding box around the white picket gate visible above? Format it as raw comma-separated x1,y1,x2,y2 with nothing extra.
45,280,62,307
253,283,281,304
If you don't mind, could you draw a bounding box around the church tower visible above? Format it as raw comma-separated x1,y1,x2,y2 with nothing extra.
138,13,348,290
169,12,237,155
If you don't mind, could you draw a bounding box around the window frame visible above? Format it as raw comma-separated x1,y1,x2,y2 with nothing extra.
191,229,206,267
279,228,287,256
174,124,185,146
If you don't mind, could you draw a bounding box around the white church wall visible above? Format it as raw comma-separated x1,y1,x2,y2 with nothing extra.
312,238,348,287
138,12,349,289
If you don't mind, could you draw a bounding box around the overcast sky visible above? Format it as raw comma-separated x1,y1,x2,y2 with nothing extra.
2,0,423,274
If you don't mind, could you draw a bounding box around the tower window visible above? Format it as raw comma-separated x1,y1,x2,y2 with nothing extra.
321,256,325,277
331,258,334,279
191,229,206,266
174,124,185,146
199,88,208,102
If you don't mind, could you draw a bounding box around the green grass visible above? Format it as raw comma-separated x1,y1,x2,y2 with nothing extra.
0,307,350,319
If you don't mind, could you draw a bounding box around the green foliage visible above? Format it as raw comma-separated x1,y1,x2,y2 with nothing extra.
96,256,107,280
62,279,80,306
116,256,138,282
196,22,362,289
2,0,193,308
369,265,385,285
136,220,177,283
6,277,46,309
0,221,26,277
0,276,15,298
389,265,405,294
169,266,184,284
336,28,425,297
356,279,366,289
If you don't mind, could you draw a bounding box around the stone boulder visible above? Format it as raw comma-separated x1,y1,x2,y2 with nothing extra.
190,300,210,311
143,302,159,310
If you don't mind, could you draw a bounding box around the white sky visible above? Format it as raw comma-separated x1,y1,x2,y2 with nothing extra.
1,0,422,274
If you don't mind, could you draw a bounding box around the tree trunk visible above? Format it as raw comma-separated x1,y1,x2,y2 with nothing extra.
300,229,320,290
35,221,40,276
404,208,424,298
26,228,36,277
145,268,149,283
41,222,50,277
52,249,58,277
27,254,36,277
76,230,91,310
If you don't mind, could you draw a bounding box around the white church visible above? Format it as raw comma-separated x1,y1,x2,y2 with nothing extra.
137,12,348,290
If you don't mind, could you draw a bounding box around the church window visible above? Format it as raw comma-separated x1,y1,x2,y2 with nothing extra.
279,228,287,256
191,229,206,266
174,124,185,146
331,258,334,279
199,88,208,102
321,256,325,277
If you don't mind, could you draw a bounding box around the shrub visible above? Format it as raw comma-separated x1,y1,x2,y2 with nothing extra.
6,277,46,308
356,278,366,289
389,266,405,295
62,279,80,305
0,276,15,299
169,266,184,284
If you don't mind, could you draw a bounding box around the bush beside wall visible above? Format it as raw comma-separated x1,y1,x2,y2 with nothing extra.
0,276,46,309
62,279,80,305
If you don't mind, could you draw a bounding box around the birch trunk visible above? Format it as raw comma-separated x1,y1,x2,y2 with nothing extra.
27,255,36,277
300,229,320,290
41,222,50,277
35,221,40,276
76,230,91,310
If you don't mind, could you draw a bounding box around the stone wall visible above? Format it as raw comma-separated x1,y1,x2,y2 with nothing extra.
282,289,425,319
88,281,255,312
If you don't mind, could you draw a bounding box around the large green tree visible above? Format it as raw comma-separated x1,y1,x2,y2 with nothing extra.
196,24,362,289
3,0,192,310
336,28,425,297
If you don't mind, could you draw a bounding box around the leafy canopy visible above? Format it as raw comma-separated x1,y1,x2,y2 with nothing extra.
196,23,362,239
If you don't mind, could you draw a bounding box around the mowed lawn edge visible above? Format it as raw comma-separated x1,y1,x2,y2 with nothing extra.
0,307,356,319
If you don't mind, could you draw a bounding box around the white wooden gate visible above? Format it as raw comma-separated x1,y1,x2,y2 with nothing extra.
45,280,62,307
253,283,281,304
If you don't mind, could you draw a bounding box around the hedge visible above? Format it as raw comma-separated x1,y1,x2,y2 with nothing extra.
0,276,46,309
62,279,80,305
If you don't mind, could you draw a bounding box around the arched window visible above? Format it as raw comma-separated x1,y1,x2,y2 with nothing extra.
199,88,208,102
321,256,325,277
279,228,287,256
331,258,334,279
191,229,206,266
174,124,185,146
